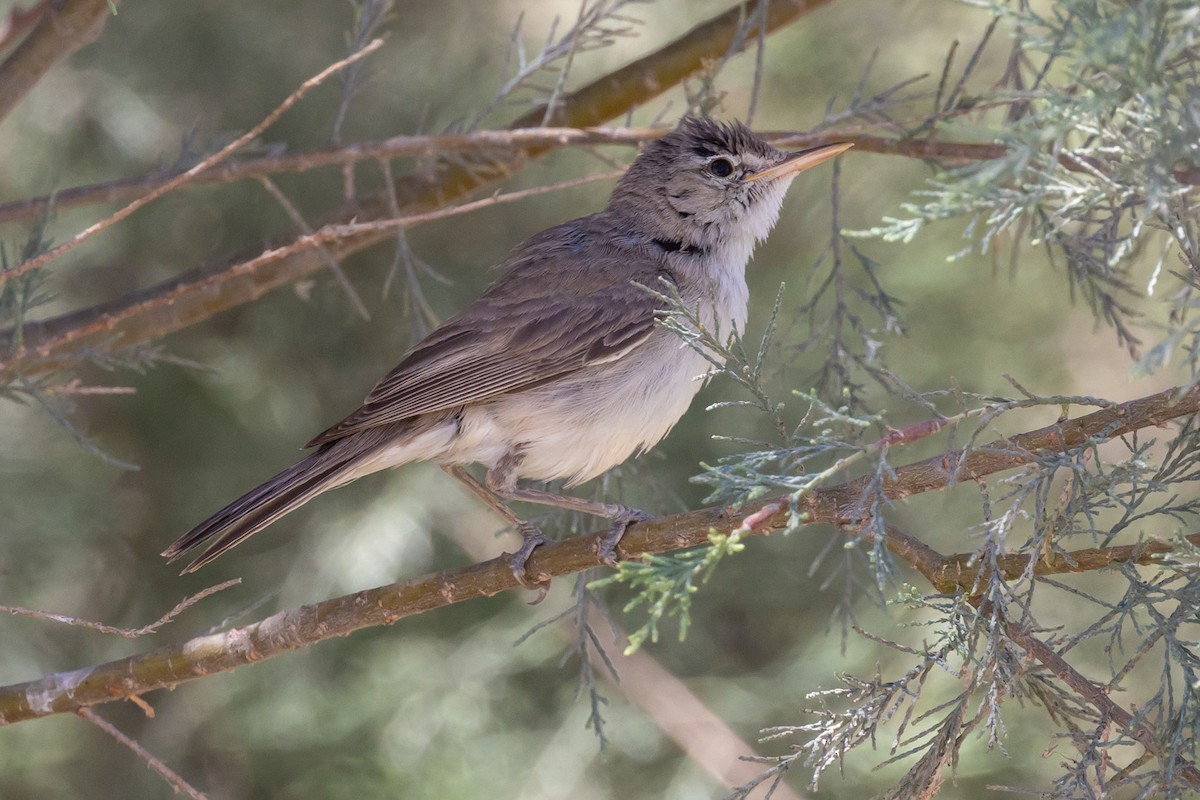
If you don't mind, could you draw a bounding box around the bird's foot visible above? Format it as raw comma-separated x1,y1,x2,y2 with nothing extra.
507,523,551,604
597,507,653,568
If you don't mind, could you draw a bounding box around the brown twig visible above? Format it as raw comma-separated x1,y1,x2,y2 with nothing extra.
0,129,1090,229
0,127,662,226
993,605,1200,791
0,38,384,287
0,0,831,381
256,176,370,321
0,0,114,125
77,707,208,799
6,107,1196,230
1,578,240,637
0,169,622,382
934,534,1200,594
0,382,1195,726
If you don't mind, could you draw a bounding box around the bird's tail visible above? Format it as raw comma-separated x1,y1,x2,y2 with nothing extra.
162,447,361,573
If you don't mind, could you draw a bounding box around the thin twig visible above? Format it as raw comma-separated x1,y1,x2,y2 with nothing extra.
311,168,625,241
0,38,385,286
1,579,240,638
257,176,370,320
77,708,208,799
8,115,1183,228
0,127,662,226
0,169,623,383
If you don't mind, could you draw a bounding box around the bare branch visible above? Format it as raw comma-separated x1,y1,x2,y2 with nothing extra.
77,708,208,799
1,579,240,638
0,38,385,286
0,127,662,226
1,382,1195,726
0,169,620,384
257,176,370,320
0,0,114,125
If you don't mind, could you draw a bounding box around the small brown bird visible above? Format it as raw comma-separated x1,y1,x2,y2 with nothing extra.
163,117,850,580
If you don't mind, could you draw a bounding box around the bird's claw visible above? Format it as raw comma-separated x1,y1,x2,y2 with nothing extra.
507,524,551,604
597,507,652,567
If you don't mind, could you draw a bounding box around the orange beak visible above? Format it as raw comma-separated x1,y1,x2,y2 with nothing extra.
743,141,853,183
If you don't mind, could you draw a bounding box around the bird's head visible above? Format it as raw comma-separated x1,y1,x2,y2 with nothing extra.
610,117,851,251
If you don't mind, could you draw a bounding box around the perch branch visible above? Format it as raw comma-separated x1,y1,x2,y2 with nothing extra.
1,382,1195,726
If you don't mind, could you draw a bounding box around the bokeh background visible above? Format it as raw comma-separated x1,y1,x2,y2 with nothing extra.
0,1,1179,797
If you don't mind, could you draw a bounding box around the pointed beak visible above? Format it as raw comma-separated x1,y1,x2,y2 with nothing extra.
743,142,853,183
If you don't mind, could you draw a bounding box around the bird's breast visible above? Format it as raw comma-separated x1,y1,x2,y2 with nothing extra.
445,331,710,486
449,259,750,486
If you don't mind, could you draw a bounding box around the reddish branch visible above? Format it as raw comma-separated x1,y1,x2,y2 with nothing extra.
0,383,1196,726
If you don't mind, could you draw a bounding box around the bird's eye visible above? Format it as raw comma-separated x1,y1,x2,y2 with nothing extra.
708,158,734,178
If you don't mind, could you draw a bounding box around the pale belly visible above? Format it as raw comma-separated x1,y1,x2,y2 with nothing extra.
446,328,717,485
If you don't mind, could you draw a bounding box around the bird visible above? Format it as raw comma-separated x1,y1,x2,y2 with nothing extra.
162,117,850,583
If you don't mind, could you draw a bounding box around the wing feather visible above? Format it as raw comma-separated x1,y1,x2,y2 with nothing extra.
307,247,671,448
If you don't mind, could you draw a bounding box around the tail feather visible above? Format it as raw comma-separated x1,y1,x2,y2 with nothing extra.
162,450,355,573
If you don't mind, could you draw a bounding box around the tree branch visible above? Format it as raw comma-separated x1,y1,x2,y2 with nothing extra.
0,127,664,225
0,38,385,287
993,605,1200,791
1,382,1195,726
7,125,1163,229
0,0,115,125
77,707,208,799
935,534,1200,594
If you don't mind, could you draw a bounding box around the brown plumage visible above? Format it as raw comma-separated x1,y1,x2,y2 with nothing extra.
163,118,850,578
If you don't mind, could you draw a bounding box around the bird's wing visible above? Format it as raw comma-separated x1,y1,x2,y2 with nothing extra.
306,252,670,448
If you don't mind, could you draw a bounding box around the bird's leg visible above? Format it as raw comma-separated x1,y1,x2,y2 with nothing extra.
440,464,549,597
485,453,651,568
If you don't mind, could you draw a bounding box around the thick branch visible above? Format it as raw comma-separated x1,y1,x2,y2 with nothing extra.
1,382,1195,726
0,0,114,125
0,0,830,381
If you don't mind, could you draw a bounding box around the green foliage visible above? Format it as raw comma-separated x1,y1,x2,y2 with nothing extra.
857,0,1200,362
590,527,745,654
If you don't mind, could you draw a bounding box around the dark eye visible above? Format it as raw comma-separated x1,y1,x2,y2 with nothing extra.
708,158,734,178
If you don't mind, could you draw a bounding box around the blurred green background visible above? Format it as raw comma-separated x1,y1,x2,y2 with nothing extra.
0,1,1178,798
